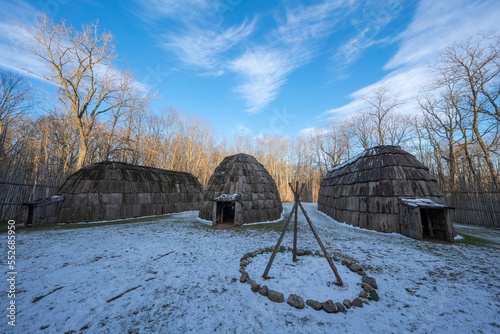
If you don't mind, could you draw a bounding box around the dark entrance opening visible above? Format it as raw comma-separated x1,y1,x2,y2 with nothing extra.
420,208,448,240
26,205,34,226
215,201,235,225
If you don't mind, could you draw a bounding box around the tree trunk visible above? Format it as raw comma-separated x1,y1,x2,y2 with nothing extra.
0,118,4,159
448,132,456,190
473,124,500,191
460,127,480,187
76,138,89,170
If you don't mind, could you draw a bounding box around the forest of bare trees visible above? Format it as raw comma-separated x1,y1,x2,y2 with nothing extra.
1,16,498,226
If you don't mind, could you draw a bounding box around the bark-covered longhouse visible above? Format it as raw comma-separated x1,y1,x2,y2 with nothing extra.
56,161,203,223
318,145,455,242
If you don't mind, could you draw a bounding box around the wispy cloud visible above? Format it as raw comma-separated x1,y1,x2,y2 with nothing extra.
234,124,252,135
230,0,353,112
229,48,307,113
323,0,500,120
277,0,348,44
0,1,47,77
385,0,500,70
162,18,256,71
0,2,150,96
130,0,258,78
325,66,428,116
332,1,406,73
129,0,213,22
131,0,356,113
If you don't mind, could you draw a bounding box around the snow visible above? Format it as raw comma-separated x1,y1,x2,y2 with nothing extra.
328,153,361,173
247,252,360,301
196,217,212,226
328,148,382,173
401,198,448,208
242,210,285,226
214,193,239,201
3,203,500,333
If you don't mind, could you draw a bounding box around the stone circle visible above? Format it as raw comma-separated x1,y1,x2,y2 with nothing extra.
238,245,379,314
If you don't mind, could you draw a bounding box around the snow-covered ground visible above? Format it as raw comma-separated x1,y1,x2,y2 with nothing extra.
2,202,500,333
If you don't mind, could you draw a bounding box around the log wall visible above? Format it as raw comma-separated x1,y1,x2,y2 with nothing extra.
445,191,500,227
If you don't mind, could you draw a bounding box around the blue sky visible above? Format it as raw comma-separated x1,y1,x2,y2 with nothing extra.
1,0,500,138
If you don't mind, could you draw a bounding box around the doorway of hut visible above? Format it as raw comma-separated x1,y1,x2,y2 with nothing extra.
215,201,235,225
25,205,34,227
420,208,448,241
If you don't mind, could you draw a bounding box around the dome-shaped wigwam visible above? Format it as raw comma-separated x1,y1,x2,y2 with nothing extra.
318,146,455,242
56,161,203,223
198,153,283,226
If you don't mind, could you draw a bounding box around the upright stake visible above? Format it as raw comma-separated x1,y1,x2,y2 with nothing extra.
292,181,299,262
262,202,297,279
288,183,344,286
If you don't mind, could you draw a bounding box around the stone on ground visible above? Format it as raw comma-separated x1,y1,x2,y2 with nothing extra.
352,298,363,308
268,290,285,303
287,294,305,309
321,300,338,313
306,299,322,310
343,299,351,309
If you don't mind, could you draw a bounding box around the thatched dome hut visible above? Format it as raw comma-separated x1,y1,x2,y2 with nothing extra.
318,146,455,242
56,161,203,223
198,153,282,226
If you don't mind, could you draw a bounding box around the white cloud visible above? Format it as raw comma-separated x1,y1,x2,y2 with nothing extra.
277,0,348,44
298,126,322,137
131,0,356,113
386,0,500,70
0,2,51,78
162,18,256,71
234,124,252,135
129,0,212,22
131,0,256,73
229,0,354,112
323,0,500,122
0,6,150,98
325,66,428,117
0,0,36,20
229,47,309,113
332,1,406,72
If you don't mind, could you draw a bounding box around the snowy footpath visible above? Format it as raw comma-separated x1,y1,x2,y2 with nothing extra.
2,202,500,333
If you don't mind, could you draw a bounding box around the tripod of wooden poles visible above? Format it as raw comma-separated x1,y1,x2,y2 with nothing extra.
262,182,343,286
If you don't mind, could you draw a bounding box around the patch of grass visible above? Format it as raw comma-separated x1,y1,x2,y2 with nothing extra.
185,220,212,231
239,217,288,232
0,220,25,233
455,233,498,247
1,215,175,233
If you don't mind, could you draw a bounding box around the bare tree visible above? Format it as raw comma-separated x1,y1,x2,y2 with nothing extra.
19,14,152,170
350,111,374,150
362,86,407,146
309,119,352,173
432,32,500,190
0,70,33,158
419,92,464,189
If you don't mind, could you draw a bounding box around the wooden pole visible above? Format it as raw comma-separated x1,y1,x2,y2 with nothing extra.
293,182,298,261
262,202,297,279
288,182,344,286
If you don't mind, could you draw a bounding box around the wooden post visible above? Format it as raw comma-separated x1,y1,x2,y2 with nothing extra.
293,181,300,262
262,202,297,279
212,201,217,226
289,182,344,286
